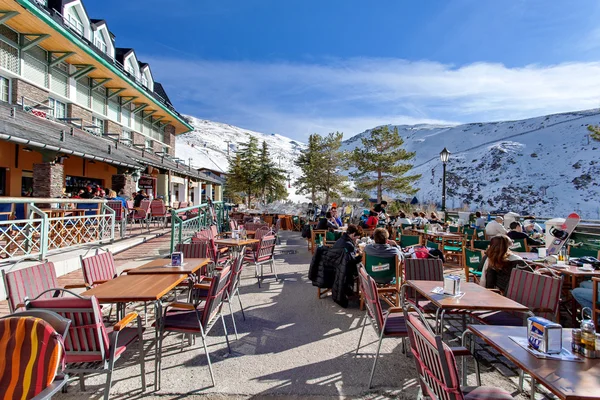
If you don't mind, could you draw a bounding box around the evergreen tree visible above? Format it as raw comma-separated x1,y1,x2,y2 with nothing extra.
256,140,288,203
226,136,260,207
588,125,600,142
320,132,349,204
349,126,421,202
294,134,324,204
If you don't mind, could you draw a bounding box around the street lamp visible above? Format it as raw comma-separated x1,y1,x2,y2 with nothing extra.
440,147,450,220
131,169,141,183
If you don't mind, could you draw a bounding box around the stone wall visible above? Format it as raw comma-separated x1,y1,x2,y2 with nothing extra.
111,174,136,197
132,132,145,147
165,125,176,156
105,120,122,135
12,79,49,106
33,163,64,198
67,103,93,125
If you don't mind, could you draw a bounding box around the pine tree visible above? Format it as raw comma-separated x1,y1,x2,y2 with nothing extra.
320,132,349,204
256,141,288,203
587,125,600,142
349,126,421,202
294,134,325,204
226,136,260,207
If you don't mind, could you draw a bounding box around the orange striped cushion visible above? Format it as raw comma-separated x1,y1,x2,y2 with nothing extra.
0,316,63,400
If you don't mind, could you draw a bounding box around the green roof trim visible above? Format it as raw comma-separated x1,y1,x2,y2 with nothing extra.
17,0,194,134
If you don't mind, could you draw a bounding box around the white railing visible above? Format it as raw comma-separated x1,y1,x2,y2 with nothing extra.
0,198,115,261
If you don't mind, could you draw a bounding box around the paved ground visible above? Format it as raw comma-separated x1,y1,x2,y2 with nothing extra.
36,231,556,399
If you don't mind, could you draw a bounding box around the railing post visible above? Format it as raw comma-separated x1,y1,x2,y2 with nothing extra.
39,210,48,260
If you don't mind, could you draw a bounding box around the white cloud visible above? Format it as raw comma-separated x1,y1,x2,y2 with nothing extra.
144,56,600,139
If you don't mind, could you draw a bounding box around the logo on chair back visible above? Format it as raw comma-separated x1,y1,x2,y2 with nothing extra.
372,263,390,272
469,256,480,264
510,242,522,250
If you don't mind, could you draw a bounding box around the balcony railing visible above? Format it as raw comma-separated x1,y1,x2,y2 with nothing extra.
170,202,228,253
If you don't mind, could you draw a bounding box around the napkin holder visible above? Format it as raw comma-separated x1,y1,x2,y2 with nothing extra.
443,275,461,295
171,252,184,267
527,316,562,354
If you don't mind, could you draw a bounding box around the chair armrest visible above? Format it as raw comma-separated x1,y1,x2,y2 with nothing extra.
120,268,133,274
592,277,600,283
166,302,196,310
449,346,471,357
63,282,90,289
199,277,213,282
388,306,404,314
193,283,211,290
92,280,109,286
114,312,138,331
486,288,502,294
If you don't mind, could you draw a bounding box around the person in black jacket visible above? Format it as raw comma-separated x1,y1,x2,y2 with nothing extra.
507,221,544,246
333,224,361,258
316,212,338,230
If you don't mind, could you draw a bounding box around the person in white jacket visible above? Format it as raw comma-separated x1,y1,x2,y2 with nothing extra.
485,216,507,238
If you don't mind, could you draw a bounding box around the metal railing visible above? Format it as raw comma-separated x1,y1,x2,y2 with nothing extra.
169,202,229,253
0,198,115,261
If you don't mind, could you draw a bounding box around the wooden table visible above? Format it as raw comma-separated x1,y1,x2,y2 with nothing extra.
81,273,186,303
214,238,259,258
465,325,600,399
410,229,463,242
127,258,210,276
405,280,530,333
547,264,600,325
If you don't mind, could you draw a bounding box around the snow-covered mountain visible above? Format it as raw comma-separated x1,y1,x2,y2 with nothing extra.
175,116,306,202
342,109,600,219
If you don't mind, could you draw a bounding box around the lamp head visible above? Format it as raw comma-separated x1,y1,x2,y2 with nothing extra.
131,169,141,183
440,147,450,164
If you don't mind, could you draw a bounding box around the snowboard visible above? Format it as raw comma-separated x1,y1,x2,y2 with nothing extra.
546,213,580,256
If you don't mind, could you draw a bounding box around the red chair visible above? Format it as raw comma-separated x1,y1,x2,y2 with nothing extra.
25,290,146,400
244,235,277,287
356,266,407,388
150,200,168,228
106,200,127,237
128,199,151,232
0,311,69,400
405,311,512,399
403,258,444,313
156,265,232,389
80,250,123,287
2,260,86,313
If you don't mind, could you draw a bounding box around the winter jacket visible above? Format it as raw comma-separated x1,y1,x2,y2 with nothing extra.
308,246,353,307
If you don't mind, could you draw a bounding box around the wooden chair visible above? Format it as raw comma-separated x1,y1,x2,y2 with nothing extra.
356,266,407,388
156,265,232,389
26,291,145,400
442,235,466,266
310,229,329,254
472,240,490,251
361,253,402,308
510,238,529,253
568,246,600,259
463,248,484,283
400,234,421,248
0,312,69,400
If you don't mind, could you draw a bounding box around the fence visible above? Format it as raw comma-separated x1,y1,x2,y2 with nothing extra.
0,198,115,261
169,201,229,253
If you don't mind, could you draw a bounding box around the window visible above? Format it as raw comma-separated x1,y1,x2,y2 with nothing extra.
66,10,84,36
145,139,152,150
94,32,107,54
0,77,9,103
126,58,136,77
141,75,148,88
91,116,104,134
48,98,66,120
122,129,132,143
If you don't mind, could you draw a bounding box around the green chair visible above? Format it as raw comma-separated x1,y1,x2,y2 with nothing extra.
426,240,439,250
449,226,460,233
464,248,484,282
400,235,421,248
401,223,412,230
472,240,490,251
361,253,401,307
474,229,486,240
326,231,337,242
568,246,600,259
510,239,528,252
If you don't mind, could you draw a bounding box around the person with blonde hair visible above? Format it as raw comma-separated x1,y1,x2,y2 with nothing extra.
479,235,527,292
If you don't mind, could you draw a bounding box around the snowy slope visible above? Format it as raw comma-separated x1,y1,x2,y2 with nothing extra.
343,109,600,219
175,116,307,202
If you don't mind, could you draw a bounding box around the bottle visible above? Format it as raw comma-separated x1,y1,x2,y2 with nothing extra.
581,307,596,357
572,329,582,354
423,224,428,235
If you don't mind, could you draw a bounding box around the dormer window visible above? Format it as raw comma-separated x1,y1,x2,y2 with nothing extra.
66,9,84,36
126,58,136,77
141,75,148,88
94,32,107,54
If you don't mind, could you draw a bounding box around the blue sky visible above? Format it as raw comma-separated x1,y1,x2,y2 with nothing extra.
86,0,600,140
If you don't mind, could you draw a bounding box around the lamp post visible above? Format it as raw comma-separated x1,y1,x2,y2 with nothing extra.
440,147,450,221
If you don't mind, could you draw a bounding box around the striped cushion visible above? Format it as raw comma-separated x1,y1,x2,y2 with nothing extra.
463,386,513,399
0,316,64,400
81,252,117,286
4,262,58,312
383,313,408,336
470,310,525,326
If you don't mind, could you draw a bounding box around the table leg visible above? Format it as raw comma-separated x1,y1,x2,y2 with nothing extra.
571,275,578,326
154,299,163,390
530,377,536,400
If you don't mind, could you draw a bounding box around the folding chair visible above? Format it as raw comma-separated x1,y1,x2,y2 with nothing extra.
463,248,484,283
26,291,145,400
510,238,528,253
0,312,69,400
400,235,421,248
472,240,490,251
156,265,232,389
355,266,407,388
361,253,401,308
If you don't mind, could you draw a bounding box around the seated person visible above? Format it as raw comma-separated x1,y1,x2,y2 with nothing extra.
485,216,507,237
479,235,528,293
365,211,379,229
364,228,403,284
507,221,544,246
359,210,369,226
331,207,343,227
429,212,444,226
394,212,412,226
572,280,599,310
333,224,364,280
474,211,486,229
316,212,338,230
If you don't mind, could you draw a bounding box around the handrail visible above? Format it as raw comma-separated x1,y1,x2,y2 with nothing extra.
0,197,108,204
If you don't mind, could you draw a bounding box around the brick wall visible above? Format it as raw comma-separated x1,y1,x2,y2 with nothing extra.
165,125,176,156
33,163,64,198
12,79,49,106
105,120,122,135
132,132,145,147
111,174,136,197
67,103,93,125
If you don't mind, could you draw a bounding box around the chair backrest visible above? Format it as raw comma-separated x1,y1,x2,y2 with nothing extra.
195,228,213,240
406,312,464,400
228,253,245,295
311,229,328,247
126,200,134,209
2,261,59,312
150,200,167,216
400,235,421,248
26,292,110,364
140,199,151,211
505,268,563,321
176,242,211,259
0,203,15,222
190,237,219,264
472,240,490,250
363,253,398,283
256,235,277,260
404,258,444,282
210,225,219,238
357,266,385,334
106,200,124,221
449,226,460,233
10,309,71,339
254,226,271,240
179,202,189,209
0,314,66,399
474,229,486,239
510,238,527,252
201,265,232,327
80,251,117,286
426,240,439,250
464,248,483,270
172,201,180,209
568,246,600,259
